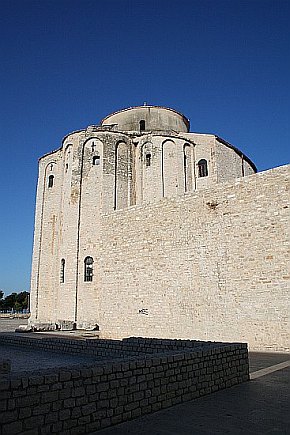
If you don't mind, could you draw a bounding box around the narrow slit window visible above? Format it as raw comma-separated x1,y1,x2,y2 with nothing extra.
84,256,93,282
60,259,65,283
93,155,100,165
145,153,151,167
198,159,208,177
48,175,54,188
183,153,187,192
140,120,145,131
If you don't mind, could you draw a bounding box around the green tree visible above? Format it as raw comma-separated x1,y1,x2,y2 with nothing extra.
16,291,29,310
3,293,17,310
0,291,30,311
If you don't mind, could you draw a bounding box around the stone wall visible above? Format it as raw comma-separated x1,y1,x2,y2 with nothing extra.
0,338,249,435
98,165,290,351
0,335,240,359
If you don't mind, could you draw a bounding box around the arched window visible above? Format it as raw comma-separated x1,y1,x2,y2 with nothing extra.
48,175,54,188
198,159,208,177
145,153,151,167
60,259,65,283
140,120,145,131
84,256,93,282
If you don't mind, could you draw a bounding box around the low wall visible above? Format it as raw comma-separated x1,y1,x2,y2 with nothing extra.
0,334,238,358
0,337,249,434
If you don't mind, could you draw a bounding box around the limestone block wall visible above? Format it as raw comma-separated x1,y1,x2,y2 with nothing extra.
0,338,248,435
98,165,290,351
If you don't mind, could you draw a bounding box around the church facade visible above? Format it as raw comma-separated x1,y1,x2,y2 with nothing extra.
29,106,289,351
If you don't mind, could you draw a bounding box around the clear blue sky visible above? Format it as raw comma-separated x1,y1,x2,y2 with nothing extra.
0,0,289,295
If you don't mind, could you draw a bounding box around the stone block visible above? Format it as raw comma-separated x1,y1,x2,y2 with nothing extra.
24,415,45,430
0,359,11,374
2,420,23,435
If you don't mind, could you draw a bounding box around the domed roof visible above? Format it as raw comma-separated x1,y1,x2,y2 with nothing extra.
101,105,190,132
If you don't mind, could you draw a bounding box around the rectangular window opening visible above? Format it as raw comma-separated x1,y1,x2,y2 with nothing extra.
145,153,151,167
93,156,100,165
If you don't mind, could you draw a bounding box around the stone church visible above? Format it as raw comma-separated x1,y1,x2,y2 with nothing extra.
29,105,289,351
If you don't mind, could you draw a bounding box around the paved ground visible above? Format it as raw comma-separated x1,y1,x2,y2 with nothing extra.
249,351,290,373
1,318,289,434
0,317,27,332
0,343,101,373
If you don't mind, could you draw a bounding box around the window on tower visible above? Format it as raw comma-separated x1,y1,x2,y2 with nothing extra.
140,120,145,131
198,159,208,177
93,156,100,165
60,259,65,283
145,153,151,167
84,256,94,282
48,175,54,188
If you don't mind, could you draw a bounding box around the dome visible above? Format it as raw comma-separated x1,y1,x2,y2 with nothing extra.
100,105,190,133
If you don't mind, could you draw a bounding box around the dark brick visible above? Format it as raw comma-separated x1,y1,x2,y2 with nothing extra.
59,409,71,420
19,407,32,419
32,403,51,415
72,387,85,397
51,421,63,433
0,409,18,424
82,403,96,416
45,374,58,384
71,406,82,418
41,391,58,403
40,424,53,435
59,371,71,382
78,415,90,425
0,380,10,391
63,418,78,429
23,415,45,430
29,376,44,386
45,411,59,424
2,420,23,435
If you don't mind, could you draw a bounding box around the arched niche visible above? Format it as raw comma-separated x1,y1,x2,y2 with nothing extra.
162,139,178,197
83,139,104,174
114,141,132,210
44,161,57,192
64,144,73,174
183,144,193,192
